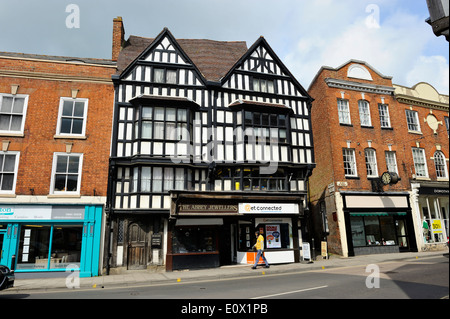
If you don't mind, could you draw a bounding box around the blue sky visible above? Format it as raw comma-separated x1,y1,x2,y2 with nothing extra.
0,0,448,94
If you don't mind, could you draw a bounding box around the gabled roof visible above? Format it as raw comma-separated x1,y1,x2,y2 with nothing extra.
221,36,311,98
116,28,248,82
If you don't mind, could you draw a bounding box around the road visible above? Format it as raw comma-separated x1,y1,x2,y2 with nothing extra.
1,255,448,301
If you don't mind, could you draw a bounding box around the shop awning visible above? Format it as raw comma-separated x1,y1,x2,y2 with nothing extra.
349,212,407,217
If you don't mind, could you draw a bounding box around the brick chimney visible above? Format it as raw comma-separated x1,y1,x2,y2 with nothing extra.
112,16,125,61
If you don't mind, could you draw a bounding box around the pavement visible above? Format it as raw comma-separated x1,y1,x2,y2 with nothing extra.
4,250,449,292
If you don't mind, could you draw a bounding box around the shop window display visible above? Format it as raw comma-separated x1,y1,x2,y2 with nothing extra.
16,224,82,270
172,227,217,254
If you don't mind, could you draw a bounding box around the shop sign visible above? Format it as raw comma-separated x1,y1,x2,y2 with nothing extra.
0,205,85,220
418,187,449,196
239,203,299,214
178,204,238,214
431,219,443,233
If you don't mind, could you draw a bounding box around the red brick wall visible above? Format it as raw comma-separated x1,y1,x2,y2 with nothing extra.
0,56,115,197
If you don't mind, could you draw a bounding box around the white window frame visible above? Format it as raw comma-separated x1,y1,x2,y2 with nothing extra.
0,151,20,194
0,93,29,135
358,100,371,127
434,151,448,179
364,148,378,177
50,152,83,195
406,109,421,133
343,148,357,177
385,151,398,174
378,103,391,128
412,148,428,178
55,97,88,138
338,99,351,125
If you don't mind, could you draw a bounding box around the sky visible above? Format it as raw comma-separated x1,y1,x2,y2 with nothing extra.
0,0,448,94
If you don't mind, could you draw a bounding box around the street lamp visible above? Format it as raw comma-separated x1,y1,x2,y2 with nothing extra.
425,0,449,41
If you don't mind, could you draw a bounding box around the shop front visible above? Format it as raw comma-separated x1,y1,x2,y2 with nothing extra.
0,204,103,277
411,182,449,251
342,192,417,256
166,191,303,271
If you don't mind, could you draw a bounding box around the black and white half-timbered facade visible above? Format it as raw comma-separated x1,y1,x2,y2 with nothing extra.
106,27,315,272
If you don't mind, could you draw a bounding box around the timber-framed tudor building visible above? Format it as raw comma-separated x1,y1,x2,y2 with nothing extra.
105,19,315,272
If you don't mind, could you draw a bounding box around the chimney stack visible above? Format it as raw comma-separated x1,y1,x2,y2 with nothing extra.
112,16,125,61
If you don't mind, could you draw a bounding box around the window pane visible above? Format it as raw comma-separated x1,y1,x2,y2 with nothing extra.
66,175,78,192
62,100,73,116
350,217,366,247
166,108,176,121
17,226,51,270
50,225,82,269
0,115,10,130
142,122,152,138
141,167,151,192
67,156,80,173
154,68,164,83
142,107,152,120
3,155,16,172
56,156,68,173
60,118,72,134
1,174,14,190
155,107,164,121
167,70,177,84
10,115,23,131
177,109,187,122
71,118,83,134
365,217,381,245
12,97,25,114
1,96,13,113
73,102,84,117
54,174,66,191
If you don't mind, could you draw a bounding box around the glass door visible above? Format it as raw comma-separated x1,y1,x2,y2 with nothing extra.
0,227,6,264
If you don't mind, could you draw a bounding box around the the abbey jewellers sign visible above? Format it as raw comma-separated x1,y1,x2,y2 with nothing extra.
178,203,238,214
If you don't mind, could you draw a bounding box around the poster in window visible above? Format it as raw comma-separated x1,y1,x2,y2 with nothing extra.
265,225,281,248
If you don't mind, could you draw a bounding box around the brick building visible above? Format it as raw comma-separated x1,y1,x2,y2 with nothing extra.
308,60,442,256
393,82,449,252
0,48,116,276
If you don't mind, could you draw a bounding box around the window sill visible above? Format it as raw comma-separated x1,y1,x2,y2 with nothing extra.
345,176,360,180
381,127,393,130
361,125,374,129
47,194,81,198
54,134,87,140
339,123,353,127
0,132,25,137
408,130,422,135
0,193,17,198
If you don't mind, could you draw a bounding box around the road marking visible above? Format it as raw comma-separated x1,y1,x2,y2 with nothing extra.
251,285,328,299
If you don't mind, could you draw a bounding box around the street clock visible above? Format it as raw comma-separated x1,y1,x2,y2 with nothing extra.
380,171,399,185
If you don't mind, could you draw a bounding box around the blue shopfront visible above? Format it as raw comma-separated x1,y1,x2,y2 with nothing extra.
0,204,103,278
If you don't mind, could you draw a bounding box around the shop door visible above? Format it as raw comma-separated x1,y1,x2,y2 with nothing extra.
127,223,148,270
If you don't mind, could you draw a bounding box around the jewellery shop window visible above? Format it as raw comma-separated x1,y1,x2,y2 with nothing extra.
16,225,83,270
172,226,218,254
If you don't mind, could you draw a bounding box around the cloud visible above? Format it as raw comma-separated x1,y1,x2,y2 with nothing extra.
283,2,449,95
406,56,449,94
